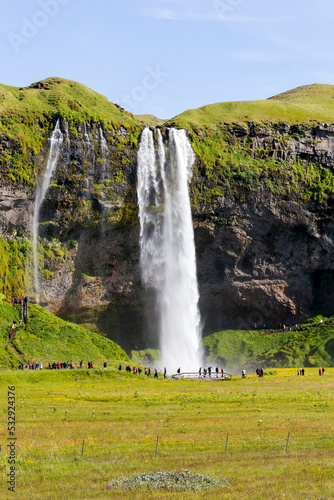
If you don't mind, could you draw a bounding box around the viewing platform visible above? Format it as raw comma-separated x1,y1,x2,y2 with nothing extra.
171,372,232,380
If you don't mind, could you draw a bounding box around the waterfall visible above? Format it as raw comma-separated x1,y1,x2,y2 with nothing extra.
99,126,108,158
64,119,70,149
137,127,202,372
84,122,91,148
32,119,63,304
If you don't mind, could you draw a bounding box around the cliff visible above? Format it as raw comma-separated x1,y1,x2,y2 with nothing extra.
1,79,334,354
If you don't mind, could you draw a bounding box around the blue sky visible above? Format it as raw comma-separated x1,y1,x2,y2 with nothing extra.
1,0,334,118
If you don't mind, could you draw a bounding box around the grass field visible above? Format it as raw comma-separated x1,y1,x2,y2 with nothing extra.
0,367,333,499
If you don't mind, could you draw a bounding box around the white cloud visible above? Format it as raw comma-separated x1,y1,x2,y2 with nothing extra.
142,1,291,23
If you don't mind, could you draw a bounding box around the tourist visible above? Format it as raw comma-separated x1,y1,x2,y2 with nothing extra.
208,366,212,377
119,364,122,371
221,368,224,378
145,367,148,375
154,368,158,378
199,367,202,377
216,366,219,378
164,367,167,379
242,369,246,378
103,361,107,369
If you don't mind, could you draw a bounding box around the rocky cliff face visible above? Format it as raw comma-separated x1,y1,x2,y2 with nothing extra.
1,116,334,353
229,121,334,167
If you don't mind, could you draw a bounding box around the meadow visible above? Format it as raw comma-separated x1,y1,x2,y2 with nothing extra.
0,367,333,499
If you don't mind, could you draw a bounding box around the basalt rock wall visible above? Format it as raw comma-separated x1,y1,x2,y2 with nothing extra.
1,118,334,353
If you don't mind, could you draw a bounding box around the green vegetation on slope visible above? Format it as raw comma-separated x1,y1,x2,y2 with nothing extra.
0,77,138,127
166,84,334,128
0,295,129,368
0,76,142,188
135,114,166,126
162,85,334,212
203,320,334,371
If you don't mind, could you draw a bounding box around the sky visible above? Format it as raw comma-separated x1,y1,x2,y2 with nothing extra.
1,0,334,119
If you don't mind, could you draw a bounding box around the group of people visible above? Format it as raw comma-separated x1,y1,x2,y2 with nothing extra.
122,364,159,377
18,362,42,370
49,361,75,369
256,368,264,377
8,295,29,340
8,320,18,339
198,366,224,378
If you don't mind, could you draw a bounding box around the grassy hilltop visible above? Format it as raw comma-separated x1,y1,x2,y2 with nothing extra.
0,76,142,187
166,84,334,128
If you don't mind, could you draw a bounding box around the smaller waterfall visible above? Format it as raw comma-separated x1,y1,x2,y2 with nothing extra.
99,126,108,158
84,122,91,148
64,119,71,149
32,120,63,304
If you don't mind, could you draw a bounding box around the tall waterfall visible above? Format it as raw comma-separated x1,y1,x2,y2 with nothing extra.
137,127,202,372
32,119,63,304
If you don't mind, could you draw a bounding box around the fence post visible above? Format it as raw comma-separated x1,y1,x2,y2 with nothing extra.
81,440,85,459
225,433,229,452
155,436,159,459
285,432,290,452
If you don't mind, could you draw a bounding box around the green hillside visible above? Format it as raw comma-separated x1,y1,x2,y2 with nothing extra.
170,83,334,127
0,295,129,368
135,114,166,126
203,319,334,371
0,76,142,188
0,76,138,127
166,84,334,128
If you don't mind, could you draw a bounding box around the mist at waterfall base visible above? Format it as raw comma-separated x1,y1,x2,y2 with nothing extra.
137,127,203,373
32,120,63,304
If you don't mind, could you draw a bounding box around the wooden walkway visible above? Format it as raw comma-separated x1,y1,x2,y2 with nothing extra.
171,371,231,380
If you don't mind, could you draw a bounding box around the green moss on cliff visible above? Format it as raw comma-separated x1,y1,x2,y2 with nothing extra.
0,77,142,188
0,238,31,297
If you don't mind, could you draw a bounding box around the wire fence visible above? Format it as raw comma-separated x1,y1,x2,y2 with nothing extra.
1,435,334,463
